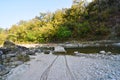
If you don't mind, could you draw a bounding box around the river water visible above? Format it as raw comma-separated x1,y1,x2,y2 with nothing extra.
54,41,120,55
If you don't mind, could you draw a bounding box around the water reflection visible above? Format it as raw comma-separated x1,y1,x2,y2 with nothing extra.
40,41,120,55
65,46,120,55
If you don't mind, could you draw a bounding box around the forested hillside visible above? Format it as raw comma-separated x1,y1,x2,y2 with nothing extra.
0,0,120,44
0,28,7,44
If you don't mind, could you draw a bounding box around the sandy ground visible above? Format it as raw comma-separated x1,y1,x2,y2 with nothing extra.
18,43,58,48
6,53,120,80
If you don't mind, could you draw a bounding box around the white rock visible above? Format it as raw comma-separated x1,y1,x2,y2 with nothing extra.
99,50,106,54
74,51,79,54
65,44,78,48
54,46,66,52
107,51,112,54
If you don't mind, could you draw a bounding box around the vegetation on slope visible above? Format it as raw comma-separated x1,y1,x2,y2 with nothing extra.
0,28,7,44
0,0,120,44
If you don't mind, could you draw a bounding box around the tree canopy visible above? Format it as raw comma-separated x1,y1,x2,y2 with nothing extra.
0,0,120,44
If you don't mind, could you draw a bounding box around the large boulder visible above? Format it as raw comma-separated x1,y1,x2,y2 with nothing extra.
3,40,16,48
2,41,29,54
3,40,28,50
54,46,66,53
0,41,31,77
1,41,30,65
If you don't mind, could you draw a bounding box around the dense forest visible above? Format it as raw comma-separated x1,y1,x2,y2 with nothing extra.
0,0,120,44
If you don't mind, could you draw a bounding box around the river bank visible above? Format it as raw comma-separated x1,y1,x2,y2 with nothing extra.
5,53,120,80
1,40,120,80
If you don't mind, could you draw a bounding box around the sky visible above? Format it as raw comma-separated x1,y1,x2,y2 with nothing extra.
0,0,73,29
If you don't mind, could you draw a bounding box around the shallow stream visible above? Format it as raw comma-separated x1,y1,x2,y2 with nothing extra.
49,41,120,55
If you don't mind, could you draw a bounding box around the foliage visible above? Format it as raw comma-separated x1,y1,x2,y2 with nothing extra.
0,28,7,45
0,0,120,44
77,22,91,37
56,27,72,40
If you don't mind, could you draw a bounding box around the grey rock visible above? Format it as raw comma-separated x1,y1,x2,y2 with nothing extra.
2,41,29,55
0,48,11,54
0,65,5,71
54,46,66,53
25,50,35,55
64,43,79,48
6,53,16,58
3,40,15,48
43,50,51,54
0,50,3,55
0,65,9,76
10,57,17,62
9,61,23,67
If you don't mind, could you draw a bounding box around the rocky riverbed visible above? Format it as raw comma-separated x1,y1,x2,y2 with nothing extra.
0,41,40,79
0,40,120,80
4,53,120,80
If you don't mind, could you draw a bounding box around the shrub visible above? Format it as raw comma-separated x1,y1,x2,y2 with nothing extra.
77,22,91,37
95,24,109,35
56,27,72,40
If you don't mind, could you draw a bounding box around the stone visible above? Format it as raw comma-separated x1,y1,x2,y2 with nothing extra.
43,50,51,54
0,65,5,71
107,51,112,55
6,53,16,58
0,65,9,76
0,48,11,54
64,43,79,48
35,49,41,53
3,41,29,54
3,40,15,48
9,61,23,67
10,57,17,62
54,46,66,53
0,50,3,64
99,50,106,54
17,54,30,62
74,51,79,54
0,50,3,55
16,45,28,51
74,51,80,56
25,50,35,55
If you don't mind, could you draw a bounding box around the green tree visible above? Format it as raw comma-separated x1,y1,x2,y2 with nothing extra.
56,27,71,40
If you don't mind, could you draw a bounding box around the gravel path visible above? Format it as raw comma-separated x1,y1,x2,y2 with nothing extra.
6,53,120,80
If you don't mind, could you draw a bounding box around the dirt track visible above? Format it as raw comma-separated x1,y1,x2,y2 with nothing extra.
6,53,120,80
